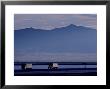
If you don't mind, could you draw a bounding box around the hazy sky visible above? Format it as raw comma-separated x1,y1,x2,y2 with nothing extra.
14,14,97,30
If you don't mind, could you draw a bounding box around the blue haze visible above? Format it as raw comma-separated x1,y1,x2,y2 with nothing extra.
14,24,97,62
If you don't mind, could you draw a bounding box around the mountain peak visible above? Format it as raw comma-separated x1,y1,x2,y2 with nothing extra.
25,27,35,29
66,24,77,28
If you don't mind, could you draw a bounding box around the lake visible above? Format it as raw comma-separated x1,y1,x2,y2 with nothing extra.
14,53,97,62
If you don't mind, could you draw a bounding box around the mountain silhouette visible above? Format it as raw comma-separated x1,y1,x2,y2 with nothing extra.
14,24,97,53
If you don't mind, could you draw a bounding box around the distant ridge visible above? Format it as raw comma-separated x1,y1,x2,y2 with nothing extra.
16,24,95,31
14,24,97,53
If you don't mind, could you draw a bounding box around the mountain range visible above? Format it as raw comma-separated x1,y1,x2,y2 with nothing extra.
14,24,97,53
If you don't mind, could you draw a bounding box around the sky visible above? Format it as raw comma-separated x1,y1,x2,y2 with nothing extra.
14,14,97,30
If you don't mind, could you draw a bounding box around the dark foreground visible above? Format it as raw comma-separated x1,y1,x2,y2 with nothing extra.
14,62,97,76
15,68,97,76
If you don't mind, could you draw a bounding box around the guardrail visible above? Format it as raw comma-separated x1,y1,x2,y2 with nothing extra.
14,62,97,76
